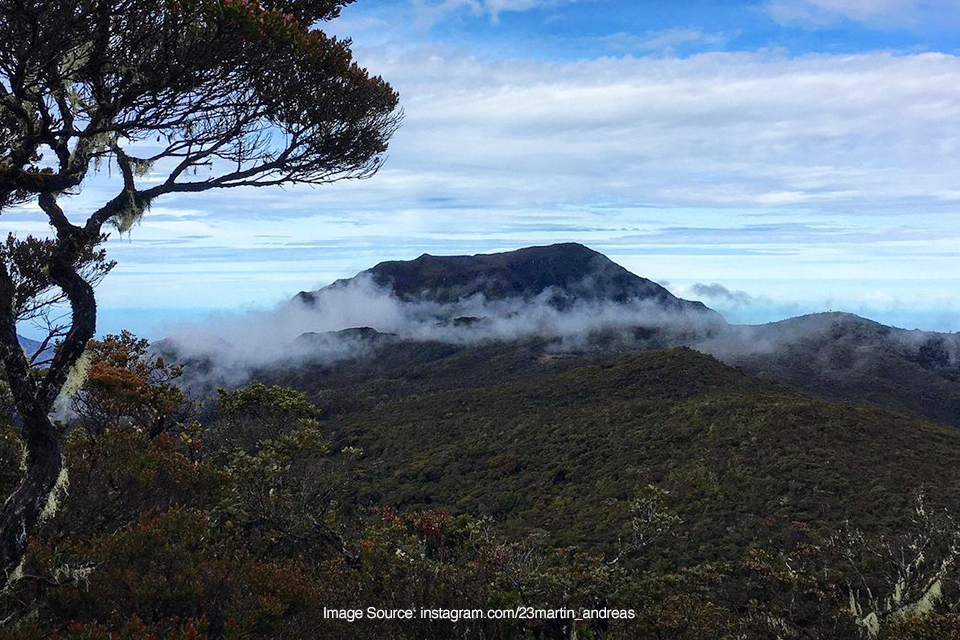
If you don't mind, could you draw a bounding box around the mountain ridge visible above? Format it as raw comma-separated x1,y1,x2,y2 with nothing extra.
163,243,960,428
296,242,719,319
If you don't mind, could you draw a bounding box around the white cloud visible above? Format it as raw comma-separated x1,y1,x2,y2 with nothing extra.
314,47,960,216
763,0,960,28
598,28,733,54
67,43,960,225
409,0,583,24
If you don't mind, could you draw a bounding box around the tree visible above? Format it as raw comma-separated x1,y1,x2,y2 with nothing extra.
833,491,960,637
211,381,320,452
0,0,400,588
70,330,186,438
1,233,114,365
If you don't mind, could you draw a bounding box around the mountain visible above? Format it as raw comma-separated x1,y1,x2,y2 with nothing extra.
274,314,960,428
711,312,960,426
166,243,960,428
297,243,719,317
18,334,53,364
154,242,960,559
267,346,960,560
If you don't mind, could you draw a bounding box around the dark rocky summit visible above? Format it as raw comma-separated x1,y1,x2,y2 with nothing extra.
297,243,719,318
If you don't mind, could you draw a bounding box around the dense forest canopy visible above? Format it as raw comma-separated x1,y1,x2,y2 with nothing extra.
0,333,957,639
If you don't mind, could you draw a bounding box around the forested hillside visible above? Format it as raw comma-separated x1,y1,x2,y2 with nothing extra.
3,251,960,640
277,346,960,559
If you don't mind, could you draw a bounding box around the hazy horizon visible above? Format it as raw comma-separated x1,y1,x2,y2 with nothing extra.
27,244,955,342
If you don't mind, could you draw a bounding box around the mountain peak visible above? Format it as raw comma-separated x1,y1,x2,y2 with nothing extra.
299,243,714,316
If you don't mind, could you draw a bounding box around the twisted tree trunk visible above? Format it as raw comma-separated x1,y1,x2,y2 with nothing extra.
0,336,62,588
0,217,98,590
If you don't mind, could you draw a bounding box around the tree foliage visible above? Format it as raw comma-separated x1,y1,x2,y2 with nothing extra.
0,0,400,588
71,330,186,437
0,0,400,209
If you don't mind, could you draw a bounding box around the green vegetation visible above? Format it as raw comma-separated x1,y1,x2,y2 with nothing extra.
728,312,960,427
2,334,960,638
279,346,960,560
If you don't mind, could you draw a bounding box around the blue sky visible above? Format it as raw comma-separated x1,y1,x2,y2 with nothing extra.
8,0,960,338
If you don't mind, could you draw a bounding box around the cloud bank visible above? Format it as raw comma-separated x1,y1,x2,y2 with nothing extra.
163,273,721,380
689,283,755,307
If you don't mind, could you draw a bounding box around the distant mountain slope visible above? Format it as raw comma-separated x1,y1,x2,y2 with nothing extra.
294,245,960,427
270,313,960,428
711,312,960,426
164,243,960,428
270,347,960,560
297,243,718,317
18,334,53,364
